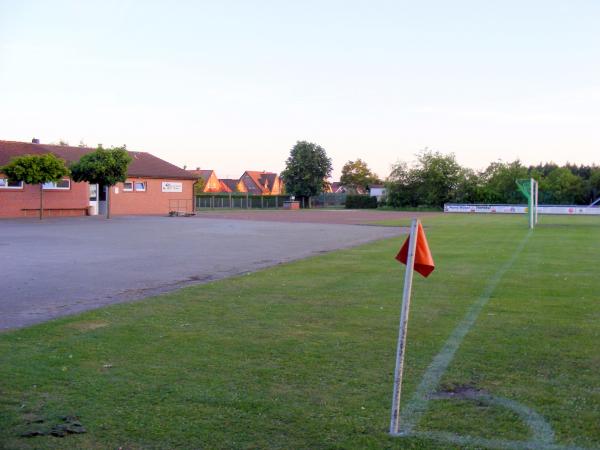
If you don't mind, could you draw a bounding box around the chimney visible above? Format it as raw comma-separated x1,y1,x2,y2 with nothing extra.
32,138,40,144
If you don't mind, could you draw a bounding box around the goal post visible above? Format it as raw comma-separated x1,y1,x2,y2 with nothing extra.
534,179,538,225
516,178,538,229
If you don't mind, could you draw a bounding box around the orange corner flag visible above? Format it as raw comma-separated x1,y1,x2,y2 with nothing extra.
395,222,435,277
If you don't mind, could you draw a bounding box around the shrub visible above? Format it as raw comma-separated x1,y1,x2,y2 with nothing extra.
345,195,378,209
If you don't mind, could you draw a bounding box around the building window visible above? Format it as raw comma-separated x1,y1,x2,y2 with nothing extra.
42,179,71,190
134,181,146,192
123,181,133,192
0,178,23,189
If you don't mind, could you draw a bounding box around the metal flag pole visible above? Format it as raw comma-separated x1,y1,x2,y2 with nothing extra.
390,218,419,436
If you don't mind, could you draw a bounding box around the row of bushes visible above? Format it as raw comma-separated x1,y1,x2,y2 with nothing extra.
385,150,600,207
345,195,378,209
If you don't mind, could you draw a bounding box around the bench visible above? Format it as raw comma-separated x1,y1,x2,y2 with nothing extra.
22,208,89,217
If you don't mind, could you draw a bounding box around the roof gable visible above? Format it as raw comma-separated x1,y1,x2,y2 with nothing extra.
218,180,232,193
242,171,281,194
220,179,239,192
330,182,345,193
187,169,215,181
239,171,265,194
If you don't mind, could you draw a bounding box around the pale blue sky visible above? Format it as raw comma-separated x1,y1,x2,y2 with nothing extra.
1,0,599,179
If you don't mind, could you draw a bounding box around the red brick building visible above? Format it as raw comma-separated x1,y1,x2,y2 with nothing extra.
0,140,196,218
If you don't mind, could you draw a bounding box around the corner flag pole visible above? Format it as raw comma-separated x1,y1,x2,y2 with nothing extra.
389,218,418,435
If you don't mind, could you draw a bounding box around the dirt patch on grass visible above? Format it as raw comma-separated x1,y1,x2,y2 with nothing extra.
432,383,488,400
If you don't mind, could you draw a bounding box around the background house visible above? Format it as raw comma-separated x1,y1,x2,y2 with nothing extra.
187,170,283,195
327,181,367,195
187,169,222,193
238,171,283,195
219,179,239,193
329,182,345,193
369,184,386,201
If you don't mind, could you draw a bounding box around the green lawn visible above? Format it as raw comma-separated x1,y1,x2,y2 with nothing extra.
1,214,599,449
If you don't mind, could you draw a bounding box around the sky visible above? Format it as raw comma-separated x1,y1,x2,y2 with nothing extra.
1,0,599,180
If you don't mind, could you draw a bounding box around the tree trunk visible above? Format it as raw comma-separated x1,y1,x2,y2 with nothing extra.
39,183,44,220
106,185,111,219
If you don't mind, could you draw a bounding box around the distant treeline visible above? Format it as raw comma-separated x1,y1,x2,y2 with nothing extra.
385,150,600,208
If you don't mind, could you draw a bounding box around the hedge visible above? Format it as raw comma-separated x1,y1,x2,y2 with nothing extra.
345,195,378,209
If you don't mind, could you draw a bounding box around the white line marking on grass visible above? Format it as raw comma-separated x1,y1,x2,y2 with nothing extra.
485,394,555,445
412,430,590,450
393,229,592,449
425,390,558,448
399,230,534,435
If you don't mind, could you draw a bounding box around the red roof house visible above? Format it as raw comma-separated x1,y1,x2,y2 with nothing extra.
238,171,283,195
187,169,223,193
0,139,197,218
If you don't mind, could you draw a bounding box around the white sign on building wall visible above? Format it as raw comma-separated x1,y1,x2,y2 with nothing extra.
162,182,183,193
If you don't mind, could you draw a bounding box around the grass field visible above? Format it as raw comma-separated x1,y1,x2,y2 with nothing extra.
1,214,599,449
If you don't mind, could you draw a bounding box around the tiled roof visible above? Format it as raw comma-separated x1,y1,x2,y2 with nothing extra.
261,173,278,189
127,152,197,179
218,180,232,193
187,169,214,180
220,179,239,192
0,140,88,166
243,171,280,194
331,182,344,193
0,140,196,180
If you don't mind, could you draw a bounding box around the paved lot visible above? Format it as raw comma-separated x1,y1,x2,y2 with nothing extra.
195,208,437,225
1,215,402,330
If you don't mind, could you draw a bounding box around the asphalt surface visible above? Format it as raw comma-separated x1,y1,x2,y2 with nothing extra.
194,209,438,224
1,215,402,330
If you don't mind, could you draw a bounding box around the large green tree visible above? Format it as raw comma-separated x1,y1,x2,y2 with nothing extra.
453,167,480,204
478,160,528,204
385,150,467,208
340,158,380,193
543,167,585,204
281,141,332,207
386,153,600,208
1,153,69,220
70,146,132,218
385,161,419,207
588,168,600,204
193,177,207,196
413,150,464,207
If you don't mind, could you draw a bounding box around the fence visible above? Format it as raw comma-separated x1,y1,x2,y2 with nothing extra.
195,194,291,209
168,199,194,216
312,193,347,208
